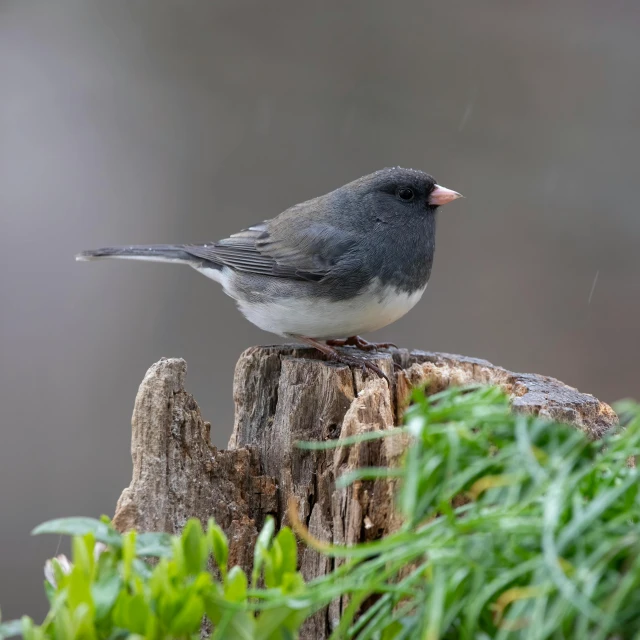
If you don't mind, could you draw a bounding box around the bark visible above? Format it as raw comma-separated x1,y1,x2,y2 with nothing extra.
113,345,618,638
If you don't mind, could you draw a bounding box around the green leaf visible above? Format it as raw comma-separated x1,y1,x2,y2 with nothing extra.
203,589,225,625
212,611,255,640
423,566,445,640
381,620,405,639
51,557,71,591
32,518,120,547
193,571,214,593
208,520,229,579
71,533,94,576
252,517,275,587
67,564,95,615
155,582,183,630
52,606,73,639
296,427,407,450
169,593,206,635
70,602,95,638
136,532,174,558
122,531,136,582
91,574,121,620
182,519,207,575
263,555,276,590
279,572,306,596
144,613,161,639
170,537,185,577
43,581,56,606
225,567,248,603
336,467,403,489
226,613,257,640
148,558,172,600
254,606,309,640
266,529,299,589
112,592,149,635
19,617,35,640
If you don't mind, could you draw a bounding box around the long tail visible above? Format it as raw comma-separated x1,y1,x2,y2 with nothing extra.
75,245,196,264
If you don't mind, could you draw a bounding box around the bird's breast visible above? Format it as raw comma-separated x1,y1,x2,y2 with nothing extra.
236,279,427,339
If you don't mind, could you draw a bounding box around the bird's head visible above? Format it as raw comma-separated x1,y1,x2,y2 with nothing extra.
344,167,462,222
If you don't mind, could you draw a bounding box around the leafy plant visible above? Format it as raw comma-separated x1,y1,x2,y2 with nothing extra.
295,387,640,638
0,517,308,640
3,386,640,639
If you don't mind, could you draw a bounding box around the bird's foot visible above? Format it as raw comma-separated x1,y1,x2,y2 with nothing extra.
325,335,398,351
297,337,391,384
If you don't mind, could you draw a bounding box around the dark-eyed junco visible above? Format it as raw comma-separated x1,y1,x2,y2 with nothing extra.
77,167,462,379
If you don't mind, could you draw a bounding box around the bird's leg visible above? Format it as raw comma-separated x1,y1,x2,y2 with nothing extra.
325,335,398,351
296,336,390,384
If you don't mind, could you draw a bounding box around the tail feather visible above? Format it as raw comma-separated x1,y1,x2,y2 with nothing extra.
75,245,196,264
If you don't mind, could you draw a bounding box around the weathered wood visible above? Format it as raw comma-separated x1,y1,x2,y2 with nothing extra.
393,350,617,438
112,358,277,571
113,345,618,639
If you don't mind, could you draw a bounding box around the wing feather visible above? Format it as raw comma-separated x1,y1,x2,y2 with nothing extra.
181,199,359,282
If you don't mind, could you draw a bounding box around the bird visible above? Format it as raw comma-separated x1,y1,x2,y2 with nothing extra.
77,167,462,380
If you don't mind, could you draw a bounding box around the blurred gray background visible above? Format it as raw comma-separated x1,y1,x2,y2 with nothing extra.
1,0,639,620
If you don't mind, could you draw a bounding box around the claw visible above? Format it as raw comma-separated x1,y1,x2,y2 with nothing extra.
296,336,391,384
359,360,390,384
326,335,398,352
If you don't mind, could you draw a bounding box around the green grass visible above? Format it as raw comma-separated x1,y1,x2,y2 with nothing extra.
2,386,640,639
295,388,640,638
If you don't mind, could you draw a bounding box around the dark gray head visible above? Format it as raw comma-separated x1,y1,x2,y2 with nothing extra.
312,167,463,296
336,167,462,226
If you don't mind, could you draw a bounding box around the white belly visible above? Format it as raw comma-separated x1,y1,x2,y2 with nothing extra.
195,265,426,339
238,280,426,339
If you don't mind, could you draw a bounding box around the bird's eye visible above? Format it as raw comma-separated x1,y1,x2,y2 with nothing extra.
397,187,414,201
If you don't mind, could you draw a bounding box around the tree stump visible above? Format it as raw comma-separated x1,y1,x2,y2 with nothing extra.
112,345,618,638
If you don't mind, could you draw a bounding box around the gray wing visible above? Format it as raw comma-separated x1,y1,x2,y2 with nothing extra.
184,206,359,282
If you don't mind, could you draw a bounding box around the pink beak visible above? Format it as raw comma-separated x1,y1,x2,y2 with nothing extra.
429,185,463,206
